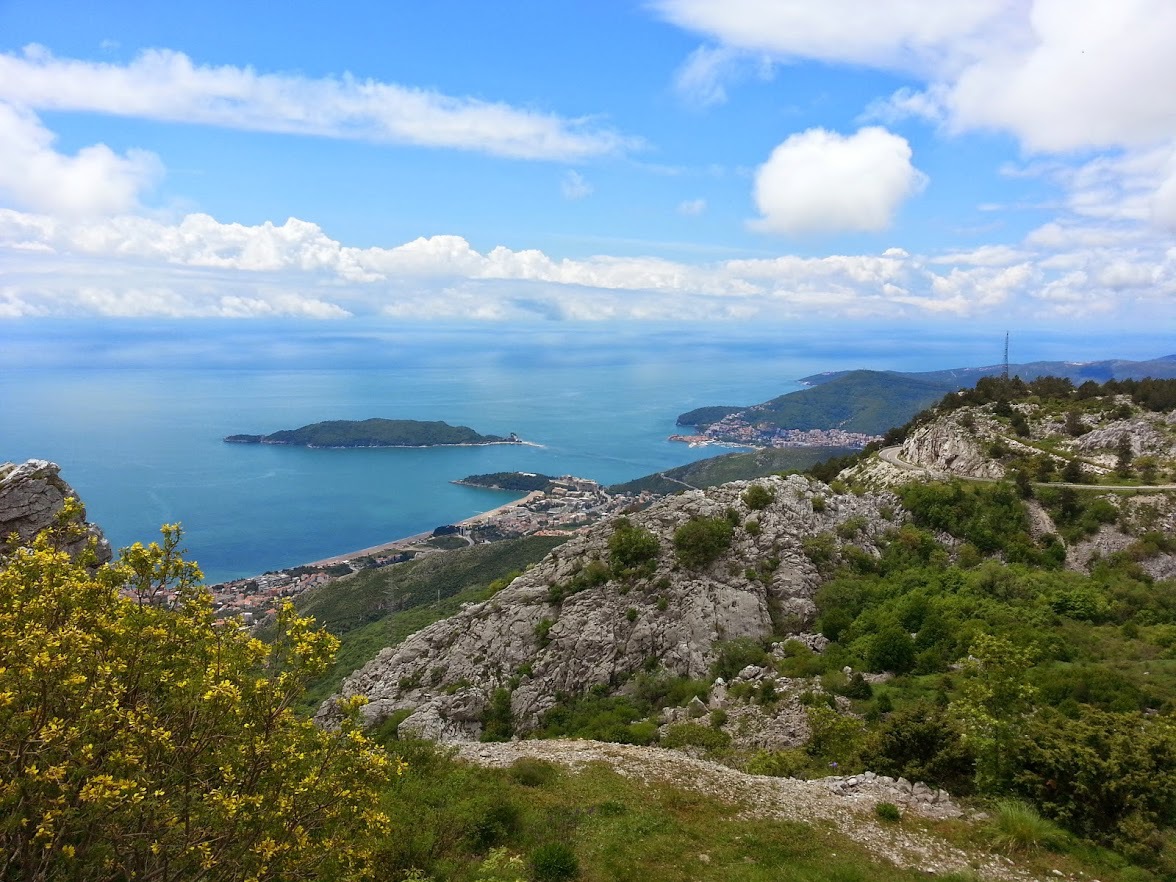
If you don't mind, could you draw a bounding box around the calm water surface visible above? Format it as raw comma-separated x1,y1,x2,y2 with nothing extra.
2,320,1167,582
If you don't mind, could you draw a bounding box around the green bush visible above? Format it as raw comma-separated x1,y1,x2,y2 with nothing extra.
530,842,579,882
673,516,734,569
742,483,775,510
874,802,902,823
660,722,732,753
710,638,769,681
608,517,660,576
480,687,514,742
510,757,559,788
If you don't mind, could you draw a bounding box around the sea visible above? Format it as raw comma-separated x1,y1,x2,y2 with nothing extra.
2,320,1170,584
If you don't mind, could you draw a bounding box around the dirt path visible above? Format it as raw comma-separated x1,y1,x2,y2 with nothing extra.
454,739,1057,882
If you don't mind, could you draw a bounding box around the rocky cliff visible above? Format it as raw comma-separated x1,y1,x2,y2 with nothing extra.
321,474,900,740
0,459,111,563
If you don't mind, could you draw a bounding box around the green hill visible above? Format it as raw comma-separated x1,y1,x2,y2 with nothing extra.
800,354,1176,389
679,370,957,436
225,418,517,447
610,446,855,495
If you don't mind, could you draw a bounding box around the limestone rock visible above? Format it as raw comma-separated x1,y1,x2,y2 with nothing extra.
0,460,110,564
320,474,900,739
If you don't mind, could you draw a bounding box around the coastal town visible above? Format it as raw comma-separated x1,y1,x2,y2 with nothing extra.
206,475,655,623
670,412,880,450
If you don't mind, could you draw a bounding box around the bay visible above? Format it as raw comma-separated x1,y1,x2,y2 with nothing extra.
1,320,1169,583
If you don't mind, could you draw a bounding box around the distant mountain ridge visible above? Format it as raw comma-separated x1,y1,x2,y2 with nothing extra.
679,354,1176,441
799,354,1176,389
225,418,519,448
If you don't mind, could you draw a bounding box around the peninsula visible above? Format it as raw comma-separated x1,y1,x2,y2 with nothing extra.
224,418,521,448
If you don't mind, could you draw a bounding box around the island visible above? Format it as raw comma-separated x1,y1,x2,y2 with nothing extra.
224,419,521,448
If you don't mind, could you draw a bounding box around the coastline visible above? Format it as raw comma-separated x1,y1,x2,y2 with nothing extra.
298,490,543,568
225,439,541,450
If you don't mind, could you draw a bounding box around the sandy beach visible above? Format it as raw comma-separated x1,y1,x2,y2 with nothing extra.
301,491,542,567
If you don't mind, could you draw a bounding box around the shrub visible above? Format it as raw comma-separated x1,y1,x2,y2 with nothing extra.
480,687,514,742
660,722,732,752
875,802,902,823
811,494,827,512
626,607,638,622
742,483,775,510
710,637,769,680
608,517,660,576
745,518,761,536
510,757,559,788
0,517,392,881
534,617,554,647
530,842,579,882
673,516,733,569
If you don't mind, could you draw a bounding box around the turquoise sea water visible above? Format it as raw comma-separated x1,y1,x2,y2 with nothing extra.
2,321,1170,583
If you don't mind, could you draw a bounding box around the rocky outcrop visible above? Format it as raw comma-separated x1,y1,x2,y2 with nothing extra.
320,474,900,740
0,460,110,563
899,412,1006,479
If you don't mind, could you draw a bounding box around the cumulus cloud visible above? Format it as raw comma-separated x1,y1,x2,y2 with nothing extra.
749,127,926,235
3,199,1175,323
560,170,593,200
0,102,161,216
0,45,636,161
948,0,1176,152
656,1,1176,158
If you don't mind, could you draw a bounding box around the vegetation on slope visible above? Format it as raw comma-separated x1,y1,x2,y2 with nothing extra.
292,536,567,711
678,370,957,434
225,418,514,447
454,472,555,492
609,446,854,495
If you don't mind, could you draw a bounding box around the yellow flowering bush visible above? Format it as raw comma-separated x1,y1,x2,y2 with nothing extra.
0,505,396,881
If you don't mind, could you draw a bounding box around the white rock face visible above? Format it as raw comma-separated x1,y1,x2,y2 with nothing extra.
0,460,111,563
319,475,900,740
899,414,1006,480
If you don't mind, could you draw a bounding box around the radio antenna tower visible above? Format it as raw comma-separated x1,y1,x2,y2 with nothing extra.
1002,332,1010,381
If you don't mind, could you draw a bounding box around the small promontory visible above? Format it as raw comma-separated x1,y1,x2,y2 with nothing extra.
224,418,520,448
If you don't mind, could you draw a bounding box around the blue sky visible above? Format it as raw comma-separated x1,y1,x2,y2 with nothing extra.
1,1,1174,330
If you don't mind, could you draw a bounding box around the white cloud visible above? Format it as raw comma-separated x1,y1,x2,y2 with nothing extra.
0,102,161,216
657,1,1176,157
653,0,1012,74
948,0,1176,152
561,170,593,200
672,44,772,108
0,45,636,161
677,198,707,216
3,201,1175,323
749,127,926,235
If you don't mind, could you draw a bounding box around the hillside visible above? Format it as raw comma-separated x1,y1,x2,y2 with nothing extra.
802,353,1176,389
609,445,855,495
678,370,958,437
224,417,518,447
317,375,1176,877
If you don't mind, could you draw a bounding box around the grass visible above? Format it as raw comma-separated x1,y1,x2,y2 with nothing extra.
985,800,1069,854
371,739,1156,882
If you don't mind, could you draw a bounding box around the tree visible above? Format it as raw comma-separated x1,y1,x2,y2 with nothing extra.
1114,433,1134,479
0,506,396,882
949,634,1036,792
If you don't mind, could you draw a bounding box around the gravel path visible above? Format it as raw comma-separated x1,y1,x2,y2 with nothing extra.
454,739,1060,882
